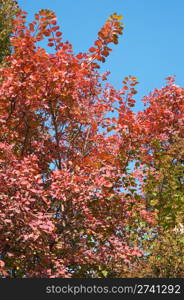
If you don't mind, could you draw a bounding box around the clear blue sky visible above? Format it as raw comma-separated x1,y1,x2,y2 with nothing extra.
17,0,184,112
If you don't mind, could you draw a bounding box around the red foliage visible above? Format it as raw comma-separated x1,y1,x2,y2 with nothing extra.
0,9,183,278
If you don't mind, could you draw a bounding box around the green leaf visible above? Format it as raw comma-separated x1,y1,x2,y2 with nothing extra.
179,238,184,244
102,270,108,277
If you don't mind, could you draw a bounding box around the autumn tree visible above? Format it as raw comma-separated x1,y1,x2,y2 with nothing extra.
0,8,183,278
124,78,184,278
0,9,150,278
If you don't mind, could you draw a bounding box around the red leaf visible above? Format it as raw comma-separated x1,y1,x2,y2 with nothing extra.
104,182,113,188
89,47,97,53
76,53,83,59
52,26,60,31
44,31,51,37
56,31,62,37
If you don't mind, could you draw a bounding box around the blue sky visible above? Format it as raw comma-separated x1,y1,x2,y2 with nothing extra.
18,0,184,112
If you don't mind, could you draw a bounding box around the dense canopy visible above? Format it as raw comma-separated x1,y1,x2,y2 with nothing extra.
0,8,183,277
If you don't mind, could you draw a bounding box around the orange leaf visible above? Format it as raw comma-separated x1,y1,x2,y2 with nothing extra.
95,40,102,48
89,47,97,53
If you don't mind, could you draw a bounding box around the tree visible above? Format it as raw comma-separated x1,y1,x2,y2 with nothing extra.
123,78,184,278
0,8,183,278
123,229,184,278
0,9,148,278
135,78,184,229
0,0,19,63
